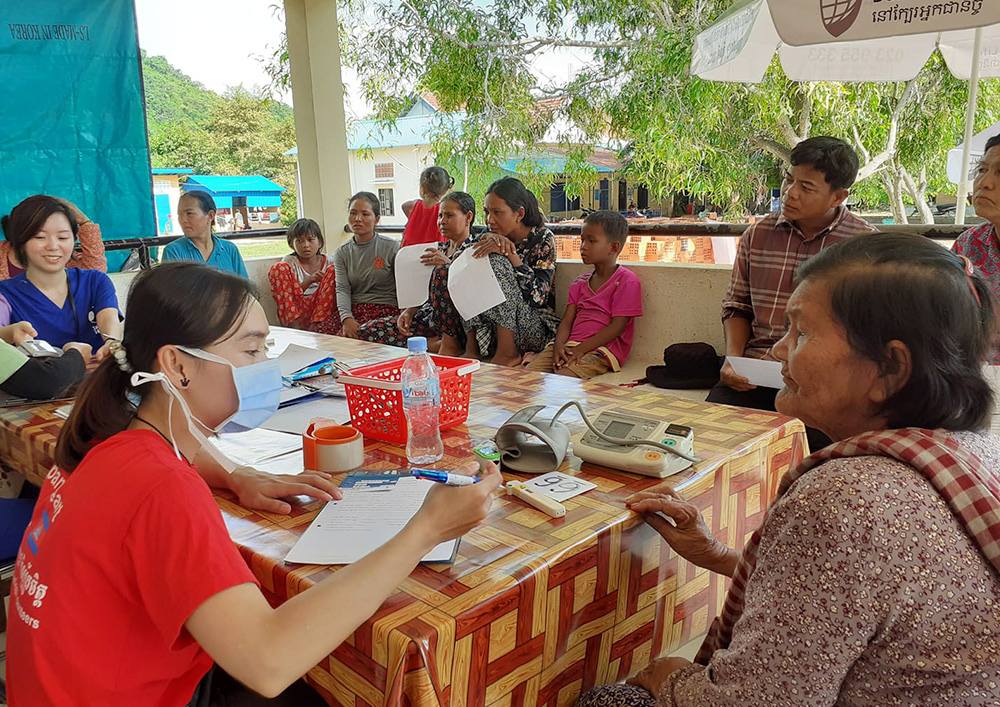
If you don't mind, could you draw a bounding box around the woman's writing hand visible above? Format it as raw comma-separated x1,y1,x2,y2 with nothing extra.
627,485,739,577
410,462,502,546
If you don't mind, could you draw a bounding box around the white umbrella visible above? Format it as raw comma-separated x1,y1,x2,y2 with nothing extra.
691,0,1000,224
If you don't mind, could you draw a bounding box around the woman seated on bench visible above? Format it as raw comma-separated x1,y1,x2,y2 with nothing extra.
436,177,558,366
577,233,1000,706
334,192,401,339
358,191,477,349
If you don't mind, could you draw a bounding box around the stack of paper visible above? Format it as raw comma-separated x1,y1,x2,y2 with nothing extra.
261,344,352,434
212,428,306,476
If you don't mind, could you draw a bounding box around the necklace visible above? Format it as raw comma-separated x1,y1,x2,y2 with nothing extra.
135,415,184,456
134,414,172,446
134,414,191,464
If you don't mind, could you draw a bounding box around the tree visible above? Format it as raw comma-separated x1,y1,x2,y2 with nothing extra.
265,0,999,221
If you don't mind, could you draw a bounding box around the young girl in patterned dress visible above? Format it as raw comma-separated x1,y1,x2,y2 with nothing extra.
436,177,558,366
358,191,476,348
267,219,340,334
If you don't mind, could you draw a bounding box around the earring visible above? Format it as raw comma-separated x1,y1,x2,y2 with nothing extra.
180,377,190,387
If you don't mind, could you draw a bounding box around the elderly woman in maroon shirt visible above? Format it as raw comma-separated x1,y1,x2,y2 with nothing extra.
953,132,1000,364
578,233,1000,707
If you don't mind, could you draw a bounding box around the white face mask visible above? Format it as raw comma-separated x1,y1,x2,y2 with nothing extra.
130,370,238,473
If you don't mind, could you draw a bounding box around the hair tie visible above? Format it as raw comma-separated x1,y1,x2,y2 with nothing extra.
107,340,132,373
959,255,983,307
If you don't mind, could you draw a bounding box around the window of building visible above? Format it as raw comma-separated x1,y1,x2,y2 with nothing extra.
549,183,580,213
378,188,395,216
374,163,394,180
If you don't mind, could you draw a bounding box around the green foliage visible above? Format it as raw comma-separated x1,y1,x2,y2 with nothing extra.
266,0,1000,220
143,54,298,222
141,51,221,128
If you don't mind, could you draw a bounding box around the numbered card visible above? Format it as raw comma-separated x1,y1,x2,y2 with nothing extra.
522,471,597,502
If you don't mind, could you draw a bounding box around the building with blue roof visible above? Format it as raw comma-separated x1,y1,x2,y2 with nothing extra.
151,170,287,236
287,94,666,224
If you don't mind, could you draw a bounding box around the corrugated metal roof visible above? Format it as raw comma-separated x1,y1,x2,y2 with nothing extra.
503,146,621,174
182,175,286,194
348,113,465,150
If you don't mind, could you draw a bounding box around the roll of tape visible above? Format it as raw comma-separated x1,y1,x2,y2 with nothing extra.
303,423,365,473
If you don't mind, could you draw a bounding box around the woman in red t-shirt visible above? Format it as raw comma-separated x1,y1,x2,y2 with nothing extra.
400,166,454,248
7,262,501,706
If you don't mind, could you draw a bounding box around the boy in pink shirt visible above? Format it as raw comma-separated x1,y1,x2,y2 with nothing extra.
526,211,643,379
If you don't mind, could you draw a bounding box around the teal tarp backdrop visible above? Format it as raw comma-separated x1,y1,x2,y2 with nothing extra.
0,0,154,252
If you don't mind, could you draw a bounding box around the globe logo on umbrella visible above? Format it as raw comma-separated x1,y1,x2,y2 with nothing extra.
821,0,862,38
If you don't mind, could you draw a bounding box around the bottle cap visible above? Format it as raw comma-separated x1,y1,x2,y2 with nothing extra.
407,336,428,353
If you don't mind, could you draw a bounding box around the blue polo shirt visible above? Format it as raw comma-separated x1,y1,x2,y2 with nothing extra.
161,235,248,278
0,269,120,350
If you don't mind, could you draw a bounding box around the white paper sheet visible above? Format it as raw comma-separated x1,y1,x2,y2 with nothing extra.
249,451,308,476
394,244,436,308
260,396,352,435
285,476,458,564
214,428,303,467
726,356,785,390
447,248,506,321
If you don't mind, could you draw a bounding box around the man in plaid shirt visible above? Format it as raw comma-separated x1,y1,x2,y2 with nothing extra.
707,137,876,450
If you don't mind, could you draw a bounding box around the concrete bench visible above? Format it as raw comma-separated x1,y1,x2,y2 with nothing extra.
110,257,733,400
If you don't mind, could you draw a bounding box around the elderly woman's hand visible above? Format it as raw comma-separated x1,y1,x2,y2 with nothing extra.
626,656,692,696
627,484,740,577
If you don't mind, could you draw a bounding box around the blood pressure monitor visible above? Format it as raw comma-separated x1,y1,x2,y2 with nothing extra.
572,410,695,478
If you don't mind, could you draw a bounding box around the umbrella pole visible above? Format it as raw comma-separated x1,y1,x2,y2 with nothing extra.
956,27,984,226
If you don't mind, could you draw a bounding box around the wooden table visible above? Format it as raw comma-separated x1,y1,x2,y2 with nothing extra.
0,328,806,707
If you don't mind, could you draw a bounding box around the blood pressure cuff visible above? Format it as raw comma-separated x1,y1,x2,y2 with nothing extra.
494,405,571,474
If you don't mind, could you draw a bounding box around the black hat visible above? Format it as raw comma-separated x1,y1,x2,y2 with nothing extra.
645,343,723,389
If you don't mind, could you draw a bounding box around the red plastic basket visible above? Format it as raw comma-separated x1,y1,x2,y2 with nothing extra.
337,355,480,444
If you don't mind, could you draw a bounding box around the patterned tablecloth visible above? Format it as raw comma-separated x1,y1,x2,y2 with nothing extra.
0,328,807,707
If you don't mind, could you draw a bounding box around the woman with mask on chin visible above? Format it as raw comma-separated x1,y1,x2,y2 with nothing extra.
7,262,502,706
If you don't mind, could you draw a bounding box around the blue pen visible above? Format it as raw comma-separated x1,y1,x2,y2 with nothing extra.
412,469,481,486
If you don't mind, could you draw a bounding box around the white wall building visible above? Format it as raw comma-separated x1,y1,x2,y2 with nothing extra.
345,96,460,226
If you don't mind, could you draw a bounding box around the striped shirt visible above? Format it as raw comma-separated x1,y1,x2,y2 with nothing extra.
722,207,876,358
